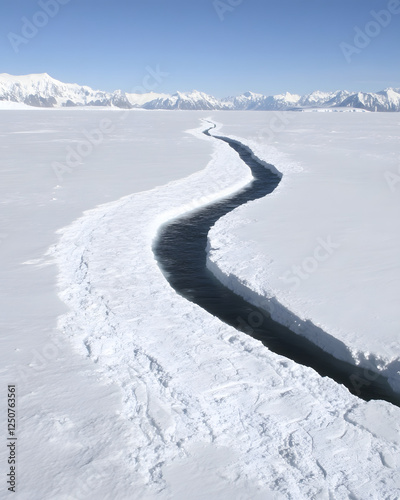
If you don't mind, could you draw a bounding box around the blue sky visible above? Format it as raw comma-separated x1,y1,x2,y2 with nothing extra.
0,0,399,97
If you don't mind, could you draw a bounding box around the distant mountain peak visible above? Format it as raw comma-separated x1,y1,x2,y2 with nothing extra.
242,91,262,98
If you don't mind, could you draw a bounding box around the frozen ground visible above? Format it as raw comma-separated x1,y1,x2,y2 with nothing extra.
0,110,400,499
208,111,400,392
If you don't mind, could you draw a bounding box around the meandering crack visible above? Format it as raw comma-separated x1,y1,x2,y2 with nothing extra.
153,123,400,407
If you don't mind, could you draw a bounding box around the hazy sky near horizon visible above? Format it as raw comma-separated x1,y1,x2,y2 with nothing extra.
0,0,399,96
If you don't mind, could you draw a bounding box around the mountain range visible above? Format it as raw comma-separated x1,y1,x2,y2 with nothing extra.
1,73,399,112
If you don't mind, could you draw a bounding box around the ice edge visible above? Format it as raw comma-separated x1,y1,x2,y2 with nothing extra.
205,127,400,395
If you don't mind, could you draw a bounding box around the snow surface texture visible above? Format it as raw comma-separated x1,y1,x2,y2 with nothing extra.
207,112,400,394
2,73,400,111
1,111,400,499
0,110,217,499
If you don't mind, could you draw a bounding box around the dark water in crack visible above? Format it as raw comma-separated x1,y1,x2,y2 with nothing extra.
154,125,400,407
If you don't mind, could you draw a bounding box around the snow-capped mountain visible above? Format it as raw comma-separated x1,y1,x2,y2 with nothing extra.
223,91,302,110
338,89,400,112
299,90,351,107
142,90,224,110
126,91,170,108
1,73,399,111
222,91,266,110
0,73,132,109
261,92,301,110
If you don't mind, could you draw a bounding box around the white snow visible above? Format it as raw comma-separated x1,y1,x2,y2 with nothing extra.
126,91,171,107
0,100,33,110
1,110,400,499
300,107,369,113
207,111,400,392
0,73,130,108
272,92,301,104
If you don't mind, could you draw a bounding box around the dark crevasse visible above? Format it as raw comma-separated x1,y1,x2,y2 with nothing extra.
153,124,400,407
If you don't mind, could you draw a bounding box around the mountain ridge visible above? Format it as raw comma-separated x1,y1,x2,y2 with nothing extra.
1,73,399,112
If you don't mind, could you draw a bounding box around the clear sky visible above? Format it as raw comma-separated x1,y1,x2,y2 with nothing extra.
0,0,399,97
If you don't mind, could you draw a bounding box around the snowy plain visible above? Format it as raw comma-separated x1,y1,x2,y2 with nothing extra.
0,110,399,499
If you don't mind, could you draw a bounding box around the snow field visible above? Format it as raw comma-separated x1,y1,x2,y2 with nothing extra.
0,111,399,498
49,118,400,498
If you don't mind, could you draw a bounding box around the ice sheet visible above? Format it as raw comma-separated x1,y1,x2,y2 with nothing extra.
1,111,399,499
